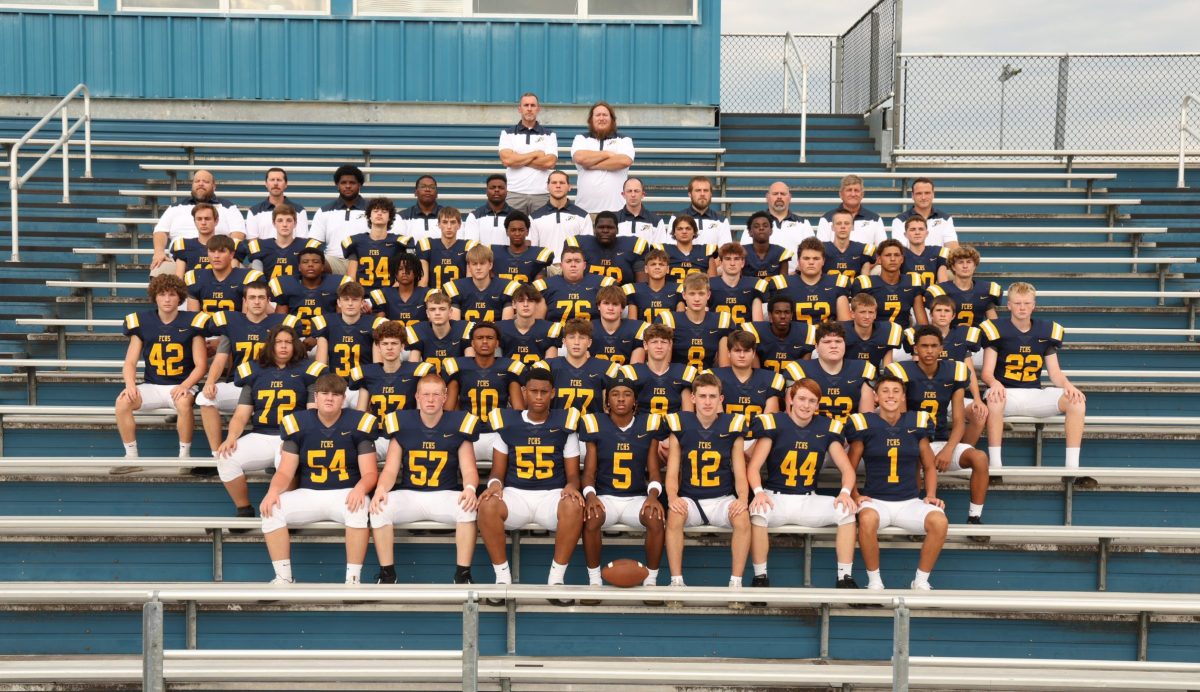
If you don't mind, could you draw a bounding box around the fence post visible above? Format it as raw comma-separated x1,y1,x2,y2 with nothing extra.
892,597,910,692
143,596,164,692
463,591,479,692
782,35,791,113
868,12,880,108
834,37,845,113
891,0,905,159
1053,55,1071,151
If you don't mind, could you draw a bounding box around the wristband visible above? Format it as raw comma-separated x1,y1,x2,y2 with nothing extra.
646,481,663,496
487,478,502,488
752,487,765,497
464,485,477,493
582,486,596,498
839,487,852,495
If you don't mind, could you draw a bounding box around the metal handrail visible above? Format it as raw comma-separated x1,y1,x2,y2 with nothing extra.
782,32,809,163
7,83,92,262
1178,93,1199,188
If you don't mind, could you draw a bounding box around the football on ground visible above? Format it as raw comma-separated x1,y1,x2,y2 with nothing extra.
601,559,649,588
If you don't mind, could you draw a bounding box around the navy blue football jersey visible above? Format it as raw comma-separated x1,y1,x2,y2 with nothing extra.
186,267,264,314
207,311,294,370
580,412,669,497
404,320,474,374
846,411,934,501
416,237,475,290
841,320,904,366
902,245,948,287
740,321,814,375
348,361,434,434
311,313,387,378
708,276,763,326
444,277,519,323
742,243,793,280
709,367,786,420
902,324,982,363
384,409,481,491
590,319,649,366
269,274,351,337
925,279,1002,328
853,273,925,328
489,408,583,490
169,237,213,271
567,234,649,285
369,286,432,327
281,408,378,490
498,318,563,365
979,318,1064,390
443,356,526,430
123,310,210,385
243,237,325,281
885,359,969,441
492,243,554,283
664,243,716,283
787,359,877,423
234,360,327,434
623,281,681,323
666,411,746,500
658,311,734,370
749,413,846,494
626,362,699,416
537,357,623,415
342,232,414,291
760,273,851,327
533,273,616,323
822,240,876,280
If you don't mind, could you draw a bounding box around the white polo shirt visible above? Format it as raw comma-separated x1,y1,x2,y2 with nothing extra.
244,197,309,241
666,207,733,247
570,131,635,213
153,197,246,244
529,202,591,261
308,197,369,258
891,207,958,248
615,206,668,244
462,203,514,246
815,206,888,246
399,203,444,242
499,123,558,195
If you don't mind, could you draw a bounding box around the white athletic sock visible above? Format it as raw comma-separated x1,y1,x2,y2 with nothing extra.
272,560,292,581
968,503,984,518
178,442,192,458
586,566,602,586
643,568,659,586
728,575,743,588
988,446,1003,469
123,441,139,458
492,561,512,585
1064,447,1081,469
345,563,362,582
752,562,768,577
547,561,568,585
866,569,884,589
670,575,685,586
837,563,853,580
913,569,931,587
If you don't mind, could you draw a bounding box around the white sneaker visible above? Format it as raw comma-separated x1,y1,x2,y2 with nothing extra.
666,582,685,608
910,580,932,591
345,575,361,585
269,576,293,585
866,582,886,591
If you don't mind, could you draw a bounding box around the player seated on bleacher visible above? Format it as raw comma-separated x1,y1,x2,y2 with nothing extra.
623,247,680,323
260,373,378,585
443,244,519,323
492,211,554,284
664,373,751,593
369,253,430,328
350,320,434,458
580,378,669,587
787,321,876,424
709,330,785,420
214,324,326,518
924,245,1001,330
900,295,988,440
565,210,650,286
478,368,586,588
184,235,264,316
242,204,325,282
404,290,474,373
662,214,717,282
980,281,1088,473
739,295,815,376
852,239,926,330
822,208,876,281
848,372,947,591
658,272,734,371
741,210,795,280
591,285,647,366
311,281,386,407
898,215,949,288
760,237,851,328
169,202,219,277
709,243,765,326
533,245,616,323
497,283,561,365
841,293,903,369
746,378,859,589
625,323,697,417
443,321,526,462
270,246,352,350
417,206,476,291
342,197,415,292
370,372,482,585
117,275,210,459
885,326,991,535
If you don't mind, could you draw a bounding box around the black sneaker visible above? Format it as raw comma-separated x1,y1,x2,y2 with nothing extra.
836,575,860,589
376,567,397,584
230,506,255,534
1072,475,1099,489
453,570,474,585
966,515,990,543
190,466,218,477
750,575,770,588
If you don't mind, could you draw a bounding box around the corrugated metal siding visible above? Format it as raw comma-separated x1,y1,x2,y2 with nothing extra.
0,3,719,104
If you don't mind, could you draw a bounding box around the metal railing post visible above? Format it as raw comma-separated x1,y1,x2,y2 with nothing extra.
868,11,880,107
1179,94,1199,189
462,591,479,692
892,597,910,692
83,89,92,179
834,37,845,113
783,34,792,113
1053,55,1071,151
143,596,165,692
61,108,70,204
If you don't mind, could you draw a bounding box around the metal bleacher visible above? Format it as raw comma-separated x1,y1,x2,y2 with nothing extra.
1,110,1199,689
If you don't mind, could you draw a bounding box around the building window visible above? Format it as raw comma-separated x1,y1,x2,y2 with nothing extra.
119,0,328,13
356,0,695,19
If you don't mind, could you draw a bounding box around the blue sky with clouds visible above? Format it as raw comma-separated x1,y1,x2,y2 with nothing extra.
722,0,1200,52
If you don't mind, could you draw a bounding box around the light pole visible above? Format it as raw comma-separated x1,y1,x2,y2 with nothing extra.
999,63,1022,149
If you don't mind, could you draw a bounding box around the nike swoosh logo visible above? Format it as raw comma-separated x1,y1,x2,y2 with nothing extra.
340,431,351,436
443,433,456,438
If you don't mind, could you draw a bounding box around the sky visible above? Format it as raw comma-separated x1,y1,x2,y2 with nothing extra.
721,0,1200,52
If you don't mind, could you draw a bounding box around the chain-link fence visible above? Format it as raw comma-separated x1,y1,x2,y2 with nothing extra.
838,0,899,114
720,34,836,113
898,53,1200,152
